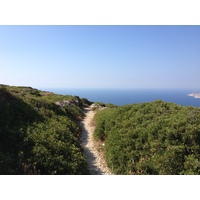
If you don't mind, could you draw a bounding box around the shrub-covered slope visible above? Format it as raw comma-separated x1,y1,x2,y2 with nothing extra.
0,85,89,174
94,100,200,175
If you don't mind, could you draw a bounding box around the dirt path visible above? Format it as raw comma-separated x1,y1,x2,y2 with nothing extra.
80,107,112,175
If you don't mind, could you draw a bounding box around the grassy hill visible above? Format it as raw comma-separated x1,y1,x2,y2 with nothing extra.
0,85,90,174
94,100,200,174
1,84,200,175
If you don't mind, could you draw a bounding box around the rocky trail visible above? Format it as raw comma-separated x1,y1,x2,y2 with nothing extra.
80,107,112,175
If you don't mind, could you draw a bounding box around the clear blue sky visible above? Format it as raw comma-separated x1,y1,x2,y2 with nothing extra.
0,25,200,90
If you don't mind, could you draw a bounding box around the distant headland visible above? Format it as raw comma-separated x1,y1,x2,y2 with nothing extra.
188,93,200,99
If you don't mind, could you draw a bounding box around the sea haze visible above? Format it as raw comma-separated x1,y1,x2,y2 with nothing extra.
43,89,200,108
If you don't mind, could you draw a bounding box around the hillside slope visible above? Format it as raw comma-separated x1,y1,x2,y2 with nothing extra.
0,85,89,174
94,101,200,175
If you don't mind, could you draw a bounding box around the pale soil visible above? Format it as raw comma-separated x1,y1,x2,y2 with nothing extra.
80,107,112,175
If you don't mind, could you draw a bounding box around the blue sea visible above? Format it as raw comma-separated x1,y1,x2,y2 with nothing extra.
43,89,200,108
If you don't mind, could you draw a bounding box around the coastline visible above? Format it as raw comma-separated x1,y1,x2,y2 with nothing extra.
46,88,200,107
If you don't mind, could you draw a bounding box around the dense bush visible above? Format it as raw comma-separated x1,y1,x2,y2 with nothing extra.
81,98,93,107
25,117,88,174
0,86,89,174
94,100,200,175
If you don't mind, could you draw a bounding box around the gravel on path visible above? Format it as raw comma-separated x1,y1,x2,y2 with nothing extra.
80,107,112,175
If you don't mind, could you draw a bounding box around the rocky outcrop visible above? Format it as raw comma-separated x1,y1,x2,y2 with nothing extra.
55,100,72,108
90,103,106,110
55,97,82,108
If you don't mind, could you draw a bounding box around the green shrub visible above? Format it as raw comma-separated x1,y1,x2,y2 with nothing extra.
0,86,89,175
94,101,200,175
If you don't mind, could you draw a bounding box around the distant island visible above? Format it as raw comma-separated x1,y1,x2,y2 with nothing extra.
188,93,200,99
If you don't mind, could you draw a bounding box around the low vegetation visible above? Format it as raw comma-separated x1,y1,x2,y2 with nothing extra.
1,84,200,175
94,100,200,174
0,85,89,174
